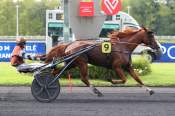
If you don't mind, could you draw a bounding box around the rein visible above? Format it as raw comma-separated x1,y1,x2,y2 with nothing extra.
108,40,147,54
113,41,138,45
114,41,149,47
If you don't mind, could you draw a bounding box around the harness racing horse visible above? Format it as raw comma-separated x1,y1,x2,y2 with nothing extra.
45,27,162,97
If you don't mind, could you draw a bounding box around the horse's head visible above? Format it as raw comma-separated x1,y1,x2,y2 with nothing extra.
141,27,162,60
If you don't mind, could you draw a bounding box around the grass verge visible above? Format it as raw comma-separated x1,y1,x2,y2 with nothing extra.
0,62,175,87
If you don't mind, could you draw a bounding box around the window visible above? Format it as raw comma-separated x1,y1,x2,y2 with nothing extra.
49,13,53,19
106,16,112,21
56,13,63,20
116,15,120,20
99,28,114,38
48,27,63,37
48,22,64,37
99,24,120,38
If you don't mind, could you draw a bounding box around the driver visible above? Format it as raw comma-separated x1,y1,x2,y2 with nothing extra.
10,37,45,72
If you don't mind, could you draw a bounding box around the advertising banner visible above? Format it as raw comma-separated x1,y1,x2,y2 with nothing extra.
79,1,94,16
101,0,122,16
158,43,175,62
0,42,46,62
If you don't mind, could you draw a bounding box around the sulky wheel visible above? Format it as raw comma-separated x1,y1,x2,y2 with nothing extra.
31,71,60,103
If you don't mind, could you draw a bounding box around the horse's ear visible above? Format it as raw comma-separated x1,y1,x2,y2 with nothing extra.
140,25,148,31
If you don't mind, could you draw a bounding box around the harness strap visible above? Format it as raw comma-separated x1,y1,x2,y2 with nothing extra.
112,49,131,54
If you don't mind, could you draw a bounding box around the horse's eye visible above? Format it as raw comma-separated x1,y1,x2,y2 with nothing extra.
148,31,154,36
147,32,154,38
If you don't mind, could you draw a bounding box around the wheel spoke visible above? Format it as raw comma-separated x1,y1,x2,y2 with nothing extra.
45,88,52,100
35,78,44,87
45,77,48,84
48,85,58,89
35,87,44,96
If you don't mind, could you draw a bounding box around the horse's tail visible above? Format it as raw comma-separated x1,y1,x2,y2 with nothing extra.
44,43,69,63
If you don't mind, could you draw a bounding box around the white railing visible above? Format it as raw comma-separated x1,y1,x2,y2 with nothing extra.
156,36,175,40
0,36,175,41
0,36,45,41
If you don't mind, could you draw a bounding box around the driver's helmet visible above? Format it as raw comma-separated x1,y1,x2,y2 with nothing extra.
16,37,27,45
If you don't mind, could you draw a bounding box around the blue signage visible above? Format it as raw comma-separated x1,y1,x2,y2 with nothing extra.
0,42,46,62
158,43,175,62
0,42,174,62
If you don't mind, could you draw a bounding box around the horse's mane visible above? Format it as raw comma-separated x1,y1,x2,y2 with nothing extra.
108,28,141,40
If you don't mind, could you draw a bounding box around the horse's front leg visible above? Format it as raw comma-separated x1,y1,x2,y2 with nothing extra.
127,65,155,95
78,59,103,97
108,65,127,84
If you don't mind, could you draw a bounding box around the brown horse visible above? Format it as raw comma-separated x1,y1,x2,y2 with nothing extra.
44,27,162,96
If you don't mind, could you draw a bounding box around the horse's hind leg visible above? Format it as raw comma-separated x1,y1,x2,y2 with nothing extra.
77,59,103,97
127,65,155,95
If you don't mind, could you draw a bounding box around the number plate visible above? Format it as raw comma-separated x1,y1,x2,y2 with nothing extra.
102,42,112,53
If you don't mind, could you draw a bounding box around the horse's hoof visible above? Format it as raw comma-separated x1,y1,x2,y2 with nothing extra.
92,88,103,97
149,90,155,95
97,92,104,97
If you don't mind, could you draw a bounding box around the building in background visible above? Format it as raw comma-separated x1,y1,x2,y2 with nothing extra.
45,9,140,52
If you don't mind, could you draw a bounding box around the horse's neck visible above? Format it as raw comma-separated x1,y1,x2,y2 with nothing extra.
126,32,143,52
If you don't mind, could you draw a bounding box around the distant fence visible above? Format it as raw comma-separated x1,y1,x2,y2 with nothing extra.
0,36,175,41
156,36,175,40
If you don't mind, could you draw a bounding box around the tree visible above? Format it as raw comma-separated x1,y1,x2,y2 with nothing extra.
0,0,59,36
123,0,175,35
0,0,16,35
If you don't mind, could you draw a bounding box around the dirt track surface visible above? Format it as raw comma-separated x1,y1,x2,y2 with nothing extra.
0,87,175,116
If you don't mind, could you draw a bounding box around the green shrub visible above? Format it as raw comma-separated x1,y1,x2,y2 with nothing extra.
132,56,151,75
88,65,119,80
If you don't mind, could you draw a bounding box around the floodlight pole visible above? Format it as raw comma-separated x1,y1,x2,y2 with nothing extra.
127,6,131,15
16,4,19,38
63,0,70,42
